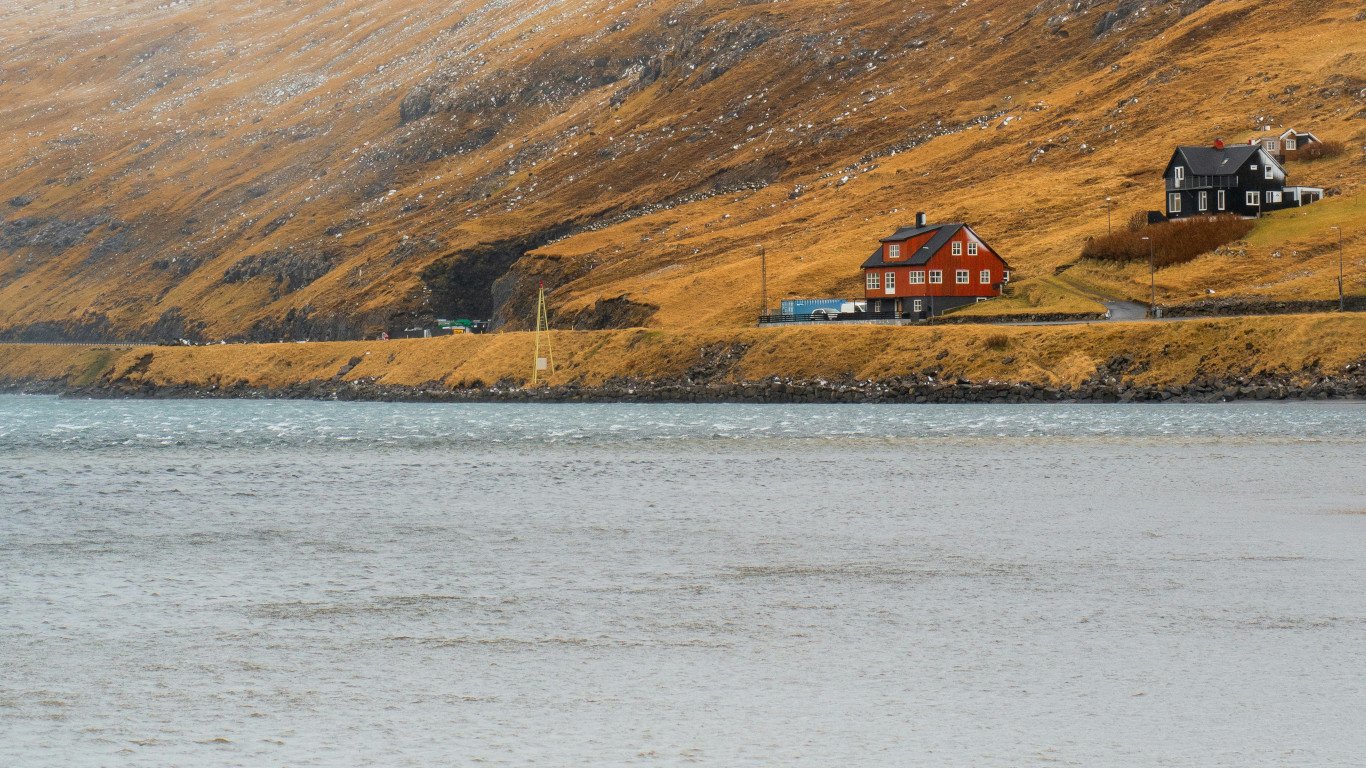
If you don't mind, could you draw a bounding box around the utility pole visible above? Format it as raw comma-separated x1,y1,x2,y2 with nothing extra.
1142,235,1156,318
1331,226,1344,312
531,281,554,385
759,244,768,319
1105,196,1113,236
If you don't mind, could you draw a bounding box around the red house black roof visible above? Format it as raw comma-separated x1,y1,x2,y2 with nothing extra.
861,223,967,268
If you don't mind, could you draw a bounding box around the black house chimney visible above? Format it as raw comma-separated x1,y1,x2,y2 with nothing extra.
915,211,927,227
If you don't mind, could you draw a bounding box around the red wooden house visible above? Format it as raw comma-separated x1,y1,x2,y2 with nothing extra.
861,213,1011,318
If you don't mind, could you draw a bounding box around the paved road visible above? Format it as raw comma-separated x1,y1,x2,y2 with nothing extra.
1103,301,1148,321
998,300,1153,326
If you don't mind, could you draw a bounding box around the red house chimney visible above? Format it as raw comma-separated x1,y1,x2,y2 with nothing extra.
1212,139,1225,150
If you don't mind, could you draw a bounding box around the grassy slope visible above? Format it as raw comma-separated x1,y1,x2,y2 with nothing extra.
1068,189,1366,305
948,274,1108,317
5,314,1364,393
0,0,1362,340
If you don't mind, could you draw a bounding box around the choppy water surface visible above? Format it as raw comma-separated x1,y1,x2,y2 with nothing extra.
2,395,1364,766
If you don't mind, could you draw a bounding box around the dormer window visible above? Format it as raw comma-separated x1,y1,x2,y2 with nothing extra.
1285,138,1297,151
887,243,900,259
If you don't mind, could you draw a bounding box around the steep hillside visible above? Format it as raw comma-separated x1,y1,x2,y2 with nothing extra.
1,0,1362,341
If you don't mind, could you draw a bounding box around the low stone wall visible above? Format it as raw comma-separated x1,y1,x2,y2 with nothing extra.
1166,297,1366,317
8,363,1363,404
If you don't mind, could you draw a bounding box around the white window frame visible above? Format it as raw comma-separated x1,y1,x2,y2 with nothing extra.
1263,139,1278,152
887,243,900,259
1217,189,1226,210
866,271,880,290
1285,138,1297,151
1263,165,1274,180
951,241,962,256
1003,270,1011,283
912,299,923,312
1173,166,1184,187
967,242,979,256
979,269,991,284
1268,190,1281,204
1169,193,1181,214
909,270,925,285
955,269,969,285
929,269,943,284
1198,191,1207,212
884,271,895,293
1246,191,1260,206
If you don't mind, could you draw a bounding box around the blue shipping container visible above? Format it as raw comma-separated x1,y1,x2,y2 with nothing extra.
779,298,843,317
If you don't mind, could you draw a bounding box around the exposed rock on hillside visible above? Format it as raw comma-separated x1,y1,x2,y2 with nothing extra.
0,0,1360,340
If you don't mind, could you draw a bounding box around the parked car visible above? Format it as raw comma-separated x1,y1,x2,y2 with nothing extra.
810,301,867,320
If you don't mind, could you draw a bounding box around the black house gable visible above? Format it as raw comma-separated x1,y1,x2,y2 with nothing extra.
1163,144,1290,219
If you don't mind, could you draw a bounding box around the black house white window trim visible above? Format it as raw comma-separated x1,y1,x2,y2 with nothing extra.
1198,191,1208,212
1174,166,1185,187
1263,165,1274,180
1217,189,1226,210
1169,193,1181,213
912,299,923,312
1246,191,1260,206
1267,190,1282,204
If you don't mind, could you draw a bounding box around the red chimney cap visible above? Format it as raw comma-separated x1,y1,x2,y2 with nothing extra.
1212,139,1225,150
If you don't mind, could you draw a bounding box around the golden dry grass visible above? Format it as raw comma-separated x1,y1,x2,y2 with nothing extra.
5,313,1364,392
950,275,1107,317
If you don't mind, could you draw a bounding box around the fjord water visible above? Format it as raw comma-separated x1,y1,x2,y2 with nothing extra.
2,395,1364,767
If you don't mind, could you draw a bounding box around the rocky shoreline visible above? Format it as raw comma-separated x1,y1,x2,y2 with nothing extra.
6,360,1364,405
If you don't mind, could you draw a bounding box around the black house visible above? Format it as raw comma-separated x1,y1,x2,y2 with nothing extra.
1163,141,1323,220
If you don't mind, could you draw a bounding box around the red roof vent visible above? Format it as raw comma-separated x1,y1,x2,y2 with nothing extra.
1212,139,1225,150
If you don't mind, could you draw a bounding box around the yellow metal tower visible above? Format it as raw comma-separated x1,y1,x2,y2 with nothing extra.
531,281,554,385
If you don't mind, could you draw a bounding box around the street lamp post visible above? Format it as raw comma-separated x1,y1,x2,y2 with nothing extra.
1142,235,1155,318
1330,225,1344,312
